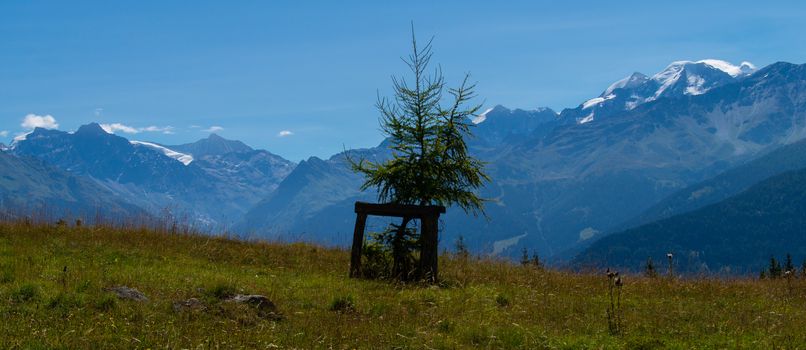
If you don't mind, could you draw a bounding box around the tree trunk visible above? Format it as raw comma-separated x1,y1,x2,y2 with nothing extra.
392,216,411,281
418,214,439,282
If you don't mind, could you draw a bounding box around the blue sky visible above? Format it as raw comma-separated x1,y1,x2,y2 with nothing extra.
2,1,805,161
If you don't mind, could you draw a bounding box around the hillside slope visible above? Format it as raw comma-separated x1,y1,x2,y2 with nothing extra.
574,167,806,274
0,151,146,221
622,134,806,230
1,222,805,348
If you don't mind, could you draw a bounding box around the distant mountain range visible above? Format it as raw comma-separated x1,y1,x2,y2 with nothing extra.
3,59,806,273
236,60,806,261
9,124,293,226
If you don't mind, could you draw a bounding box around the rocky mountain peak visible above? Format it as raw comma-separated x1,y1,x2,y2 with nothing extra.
170,133,253,157
75,122,109,136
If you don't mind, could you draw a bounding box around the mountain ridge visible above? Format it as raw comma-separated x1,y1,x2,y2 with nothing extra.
10,126,295,227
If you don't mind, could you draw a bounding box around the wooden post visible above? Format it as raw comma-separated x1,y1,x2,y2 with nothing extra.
349,212,368,278
418,214,439,283
350,201,444,283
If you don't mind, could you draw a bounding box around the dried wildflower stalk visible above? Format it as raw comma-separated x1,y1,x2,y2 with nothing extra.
605,268,624,335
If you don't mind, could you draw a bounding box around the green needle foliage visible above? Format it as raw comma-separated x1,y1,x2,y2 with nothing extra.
351,28,489,215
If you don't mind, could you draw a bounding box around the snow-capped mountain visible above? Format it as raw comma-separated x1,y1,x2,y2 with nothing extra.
649,59,756,98
11,125,295,226
564,59,757,124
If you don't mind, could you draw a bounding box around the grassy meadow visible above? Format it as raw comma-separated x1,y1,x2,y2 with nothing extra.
1,220,805,349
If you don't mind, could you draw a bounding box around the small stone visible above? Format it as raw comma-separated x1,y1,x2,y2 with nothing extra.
104,286,148,302
173,298,206,312
227,294,275,310
226,294,281,320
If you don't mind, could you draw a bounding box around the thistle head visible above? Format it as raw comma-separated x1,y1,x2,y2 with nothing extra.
667,253,673,259
614,276,623,287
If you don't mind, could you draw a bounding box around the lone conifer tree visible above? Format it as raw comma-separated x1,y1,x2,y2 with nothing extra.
645,257,657,278
769,256,783,278
520,248,530,266
351,27,489,280
353,30,488,212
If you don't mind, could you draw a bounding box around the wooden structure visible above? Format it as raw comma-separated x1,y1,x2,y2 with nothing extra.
349,201,446,282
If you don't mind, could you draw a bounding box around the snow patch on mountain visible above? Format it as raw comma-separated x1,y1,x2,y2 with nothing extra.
492,232,528,256
10,132,32,148
582,94,616,109
130,141,194,165
651,62,687,100
652,59,756,100
685,74,708,95
472,108,495,124
604,72,650,96
578,112,595,124
699,59,756,77
625,98,640,110
578,227,599,241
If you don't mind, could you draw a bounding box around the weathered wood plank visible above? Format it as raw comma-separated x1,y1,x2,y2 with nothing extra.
354,201,445,218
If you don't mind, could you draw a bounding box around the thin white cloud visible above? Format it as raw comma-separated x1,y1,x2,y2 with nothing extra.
203,126,224,133
141,125,175,134
0,131,8,138
21,114,59,130
278,130,294,137
100,123,175,135
100,123,139,134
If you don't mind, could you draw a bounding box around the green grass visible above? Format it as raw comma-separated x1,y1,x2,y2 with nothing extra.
1,221,806,349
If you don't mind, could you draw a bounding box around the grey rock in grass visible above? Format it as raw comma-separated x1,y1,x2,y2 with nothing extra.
104,286,148,302
226,294,281,320
172,297,206,312
227,294,275,310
